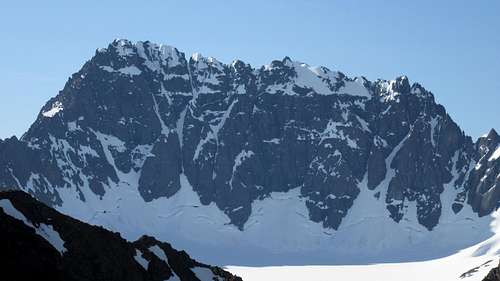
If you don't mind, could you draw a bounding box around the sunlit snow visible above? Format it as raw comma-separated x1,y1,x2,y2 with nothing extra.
42,101,63,117
227,210,500,281
489,145,500,161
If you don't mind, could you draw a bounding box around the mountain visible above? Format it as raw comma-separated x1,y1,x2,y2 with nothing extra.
0,190,241,281
0,39,498,265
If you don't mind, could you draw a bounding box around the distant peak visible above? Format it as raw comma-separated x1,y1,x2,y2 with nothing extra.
231,59,244,67
486,128,499,140
191,52,203,61
394,75,410,92
282,56,293,64
230,59,250,72
112,38,132,46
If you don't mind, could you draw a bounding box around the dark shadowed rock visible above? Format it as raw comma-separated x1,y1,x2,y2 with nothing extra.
0,190,242,281
468,129,500,216
483,261,500,281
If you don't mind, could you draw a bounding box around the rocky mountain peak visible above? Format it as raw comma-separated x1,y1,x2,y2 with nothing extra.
477,129,500,157
485,129,499,141
0,39,498,264
393,75,411,92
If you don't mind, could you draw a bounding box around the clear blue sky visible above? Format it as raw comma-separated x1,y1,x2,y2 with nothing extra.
0,0,498,139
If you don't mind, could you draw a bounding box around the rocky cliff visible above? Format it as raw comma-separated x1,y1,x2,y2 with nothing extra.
0,39,498,264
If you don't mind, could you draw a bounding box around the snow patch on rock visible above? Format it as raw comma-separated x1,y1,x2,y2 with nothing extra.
0,199,66,254
42,101,63,118
489,145,500,161
134,249,149,270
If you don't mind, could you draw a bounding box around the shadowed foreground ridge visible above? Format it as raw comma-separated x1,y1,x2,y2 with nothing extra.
0,190,242,281
483,261,500,281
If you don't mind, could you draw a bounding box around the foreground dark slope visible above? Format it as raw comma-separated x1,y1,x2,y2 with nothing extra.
0,39,498,243
0,190,241,281
484,262,500,281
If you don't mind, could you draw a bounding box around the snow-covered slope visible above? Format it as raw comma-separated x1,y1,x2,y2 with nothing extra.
226,253,495,281
54,166,494,266
227,210,500,281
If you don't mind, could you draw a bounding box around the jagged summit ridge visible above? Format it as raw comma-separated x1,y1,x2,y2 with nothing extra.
0,39,498,264
93,39,431,100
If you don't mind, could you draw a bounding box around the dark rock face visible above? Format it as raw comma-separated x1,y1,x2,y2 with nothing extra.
468,129,500,216
0,39,498,232
0,190,242,281
483,260,500,281
139,135,182,201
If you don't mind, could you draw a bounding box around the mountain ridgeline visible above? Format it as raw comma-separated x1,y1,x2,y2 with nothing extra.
0,39,498,248
0,190,241,281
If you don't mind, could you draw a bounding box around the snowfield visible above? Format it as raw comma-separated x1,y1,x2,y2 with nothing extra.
226,257,493,281
227,217,500,281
